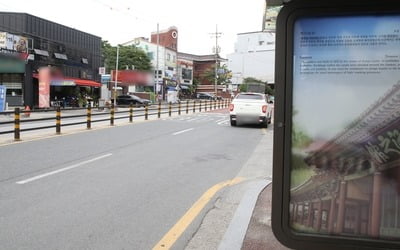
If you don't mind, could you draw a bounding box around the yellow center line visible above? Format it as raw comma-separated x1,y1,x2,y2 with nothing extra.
152,177,244,250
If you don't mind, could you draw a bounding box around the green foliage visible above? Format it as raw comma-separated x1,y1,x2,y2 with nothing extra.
291,165,314,187
243,77,264,84
144,88,156,103
202,64,232,85
242,77,274,95
292,125,312,148
189,77,200,94
102,40,152,73
239,83,248,92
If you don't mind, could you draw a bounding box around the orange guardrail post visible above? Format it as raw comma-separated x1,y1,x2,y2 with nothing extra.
158,101,161,118
145,104,148,120
14,108,20,141
110,103,115,126
129,104,133,123
87,105,91,129
56,107,61,134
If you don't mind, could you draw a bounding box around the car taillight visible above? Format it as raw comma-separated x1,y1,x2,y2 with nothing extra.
229,104,234,111
262,105,267,113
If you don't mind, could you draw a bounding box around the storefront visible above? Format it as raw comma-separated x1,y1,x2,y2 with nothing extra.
0,56,26,106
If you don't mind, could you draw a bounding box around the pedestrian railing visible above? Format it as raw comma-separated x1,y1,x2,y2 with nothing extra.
0,99,230,141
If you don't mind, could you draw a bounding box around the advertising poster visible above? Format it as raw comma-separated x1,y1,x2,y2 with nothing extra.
38,67,50,108
12,35,28,53
0,32,6,49
0,86,6,112
290,15,400,240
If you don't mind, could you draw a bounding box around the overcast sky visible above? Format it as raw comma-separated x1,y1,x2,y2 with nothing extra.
0,0,266,57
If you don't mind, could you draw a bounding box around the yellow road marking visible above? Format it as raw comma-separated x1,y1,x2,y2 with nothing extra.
152,177,244,250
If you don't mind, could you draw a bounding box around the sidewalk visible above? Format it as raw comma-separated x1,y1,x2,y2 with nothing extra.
183,126,290,250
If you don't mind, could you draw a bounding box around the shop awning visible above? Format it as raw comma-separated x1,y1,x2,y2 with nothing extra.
33,74,101,87
34,49,49,57
70,78,101,87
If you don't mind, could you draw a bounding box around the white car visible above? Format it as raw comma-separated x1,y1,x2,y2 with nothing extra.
229,92,273,127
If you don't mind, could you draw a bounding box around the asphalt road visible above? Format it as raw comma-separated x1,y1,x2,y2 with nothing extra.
0,110,266,250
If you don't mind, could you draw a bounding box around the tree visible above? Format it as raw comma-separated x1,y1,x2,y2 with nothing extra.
241,77,274,95
101,41,152,73
202,64,232,85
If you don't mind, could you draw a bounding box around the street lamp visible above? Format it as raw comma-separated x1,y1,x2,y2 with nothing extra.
114,45,120,106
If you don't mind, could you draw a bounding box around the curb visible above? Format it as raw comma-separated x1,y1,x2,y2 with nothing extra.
218,179,272,250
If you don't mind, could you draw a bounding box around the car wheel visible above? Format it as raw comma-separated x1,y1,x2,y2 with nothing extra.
262,120,268,128
230,118,236,126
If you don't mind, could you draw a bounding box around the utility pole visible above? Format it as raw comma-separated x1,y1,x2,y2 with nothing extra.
114,45,119,106
156,23,160,100
210,25,222,96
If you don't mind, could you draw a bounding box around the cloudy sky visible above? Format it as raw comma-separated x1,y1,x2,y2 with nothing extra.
0,0,266,57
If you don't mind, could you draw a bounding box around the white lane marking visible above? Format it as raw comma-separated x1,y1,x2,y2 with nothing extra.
217,119,230,125
172,128,194,136
16,153,113,185
215,118,228,123
186,118,201,122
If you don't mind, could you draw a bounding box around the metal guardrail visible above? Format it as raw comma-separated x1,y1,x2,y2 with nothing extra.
0,99,230,141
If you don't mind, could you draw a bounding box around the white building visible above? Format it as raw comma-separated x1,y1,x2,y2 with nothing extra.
227,31,275,87
122,37,177,92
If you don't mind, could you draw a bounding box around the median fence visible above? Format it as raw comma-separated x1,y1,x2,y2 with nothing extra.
0,99,230,141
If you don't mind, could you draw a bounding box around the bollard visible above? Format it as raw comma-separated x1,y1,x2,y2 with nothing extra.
214,100,217,110
205,100,207,111
178,102,181,115
145,104,148,120
129,104,133,122
110,103,115,126
56,107,61,134
199,100,202,112
210,100,212,110
193,100,196,113
218,100,221,109
87,105,91,129
169,102,172,117
14,108,20,141
158,101,161,118
186,100,189,114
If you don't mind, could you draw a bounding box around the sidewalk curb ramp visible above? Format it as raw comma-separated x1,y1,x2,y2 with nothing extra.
218,179,271,250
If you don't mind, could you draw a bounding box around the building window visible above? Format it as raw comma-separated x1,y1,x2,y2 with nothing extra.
167,53,171,61
173,55,176,62
259,41,265,45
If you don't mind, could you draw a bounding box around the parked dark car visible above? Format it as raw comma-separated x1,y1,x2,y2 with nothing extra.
116,94,150,107
196,93,216,100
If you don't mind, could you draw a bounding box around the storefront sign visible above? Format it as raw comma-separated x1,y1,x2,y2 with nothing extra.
0,58,25,73
38,67,50,108
101,74,111,84
0,86,6,112
50,80,76,86
0,32,6,48
0,32,28,53
111,70,152,86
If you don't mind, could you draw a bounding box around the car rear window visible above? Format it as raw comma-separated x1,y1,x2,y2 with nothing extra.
236,94,263,100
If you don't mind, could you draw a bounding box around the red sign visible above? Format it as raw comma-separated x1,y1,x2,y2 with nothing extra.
111,70,152,86
38,67,50,108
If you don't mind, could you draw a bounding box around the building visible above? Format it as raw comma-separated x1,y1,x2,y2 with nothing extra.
0,12,102,108
227,31,275,86
178,52,228,97
227,0,279,90
150,26,178,51
122,37,177,95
